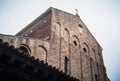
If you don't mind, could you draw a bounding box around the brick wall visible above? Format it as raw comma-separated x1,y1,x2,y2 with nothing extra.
0,7,109,81
0,34,50,63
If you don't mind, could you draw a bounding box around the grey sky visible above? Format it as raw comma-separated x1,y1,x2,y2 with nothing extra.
0,0,120,81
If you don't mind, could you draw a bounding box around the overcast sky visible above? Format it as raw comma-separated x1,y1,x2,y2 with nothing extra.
0,0,120,81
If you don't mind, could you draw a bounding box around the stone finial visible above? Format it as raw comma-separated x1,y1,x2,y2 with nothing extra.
75,9,80,17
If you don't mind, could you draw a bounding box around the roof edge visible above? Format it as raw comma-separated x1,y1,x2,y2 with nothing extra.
16,7,54,36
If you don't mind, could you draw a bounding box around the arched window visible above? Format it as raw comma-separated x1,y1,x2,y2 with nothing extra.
73,41,77,46
64,28,69,42
38,45,47,62
83,48,87,53
96,53,101,63
90,49,96,61
82,42,89,56
78,24,83,34
55,22,61,36
72,35,80,47
19,44,31,55
64,56,68,73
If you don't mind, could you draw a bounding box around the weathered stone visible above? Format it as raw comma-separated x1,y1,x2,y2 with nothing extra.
0,7,110,81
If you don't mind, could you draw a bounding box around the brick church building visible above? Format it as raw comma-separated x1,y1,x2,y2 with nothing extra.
0,7,110,81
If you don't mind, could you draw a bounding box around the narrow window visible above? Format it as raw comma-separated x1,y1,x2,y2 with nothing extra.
83,48,87,53
95,74,98,81
73,41,77,46
64,56,68,73
79,24,83,34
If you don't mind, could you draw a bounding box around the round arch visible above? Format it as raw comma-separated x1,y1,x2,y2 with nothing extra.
56,22,61,27
37,45,47,62
81,42,90,56
18,44,31,55
64,28,70,42
64,28,69,34
38,45,47,54
72,35,80,48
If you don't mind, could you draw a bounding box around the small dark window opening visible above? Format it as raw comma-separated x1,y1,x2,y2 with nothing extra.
95,74,98,81
83,48,87,53
64,57,68,73
73,41,77,46
79,24,83,28
19,46,29,55
79,24,83,34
